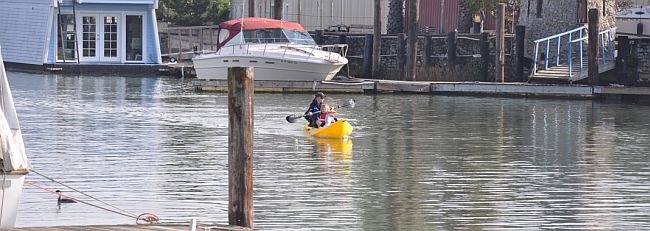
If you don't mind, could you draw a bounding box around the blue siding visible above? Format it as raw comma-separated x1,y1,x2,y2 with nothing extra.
46,2,161,64
0,0,53,65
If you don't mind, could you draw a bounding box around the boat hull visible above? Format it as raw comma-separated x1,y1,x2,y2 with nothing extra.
193,55,346,81
304,120,353,139
0,174,26,228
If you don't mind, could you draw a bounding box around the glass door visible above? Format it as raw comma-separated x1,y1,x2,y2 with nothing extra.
100,15,120,62
79,15,98,62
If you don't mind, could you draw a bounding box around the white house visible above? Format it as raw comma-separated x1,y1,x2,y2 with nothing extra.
0,0,162,66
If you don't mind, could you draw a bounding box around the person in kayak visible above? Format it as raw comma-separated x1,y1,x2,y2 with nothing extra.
305,92,326,127
317,104,337,128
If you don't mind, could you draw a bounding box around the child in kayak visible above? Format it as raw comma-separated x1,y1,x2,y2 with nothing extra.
317,104,337,128
305,92,326,127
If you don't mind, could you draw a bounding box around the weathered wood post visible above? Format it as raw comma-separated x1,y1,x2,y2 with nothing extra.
372,0,382,78
363,34,374,78
249,0,256,17
588,9,600,86
495,3,505,82
228,67,254,229
178,29,183,61
189,29,194,52
423,35,433,66
166,29,172,58
447,30,457,69
397,33,407,80
210,26,215,50
273,0,283,20
617,36,630,85
338,34,348,44
515,25,526,82
315,30,324,45
406,0,420,81
199,28,204,51
480,32,490,82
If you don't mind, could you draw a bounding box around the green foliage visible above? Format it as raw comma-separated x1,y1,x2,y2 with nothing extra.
157,0,230,26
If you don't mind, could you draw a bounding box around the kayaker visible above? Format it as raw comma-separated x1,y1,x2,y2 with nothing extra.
317,104,337,128
305,92,326,127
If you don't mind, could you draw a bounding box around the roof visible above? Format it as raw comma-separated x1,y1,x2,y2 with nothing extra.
219,17,306,31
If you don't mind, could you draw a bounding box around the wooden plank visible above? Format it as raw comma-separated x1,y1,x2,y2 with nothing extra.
7,224,250,231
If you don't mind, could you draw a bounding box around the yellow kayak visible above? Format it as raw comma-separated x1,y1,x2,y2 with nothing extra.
304,119,353,138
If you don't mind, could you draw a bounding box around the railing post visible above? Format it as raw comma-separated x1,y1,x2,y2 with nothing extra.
533,42,539,76
545,40,550,70
588,9,600,86
600,33,606,65
568,33,573,81
608,30,615,63
556,37,561,66
580,28,584,71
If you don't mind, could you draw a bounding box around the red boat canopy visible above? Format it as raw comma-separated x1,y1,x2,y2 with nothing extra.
219,17,306,31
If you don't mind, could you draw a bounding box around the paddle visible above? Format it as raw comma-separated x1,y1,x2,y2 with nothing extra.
286,99,355,123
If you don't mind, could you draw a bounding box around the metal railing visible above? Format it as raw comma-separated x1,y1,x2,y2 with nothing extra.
533,26,616,81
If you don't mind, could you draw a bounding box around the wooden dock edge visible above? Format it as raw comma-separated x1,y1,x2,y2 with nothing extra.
192,79,650,98
7,223,250,231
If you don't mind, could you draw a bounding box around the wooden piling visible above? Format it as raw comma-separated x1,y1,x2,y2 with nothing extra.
363,34,374,78
447,30,457,69
199,28,204,51
372,0,382,79
423,35,432,66
210,26,215,50
315,30,324,45
178,29,183,61
189,29,194,52
166,29,172,58
588,9,599,86
617,36,630,85
406,0,419,81
397,33,407,80
338,34,348,44
480,32,490,82
515,25,526,82
228,67,254,229
249,0,256,17
495,3,505,82
273,0,283,20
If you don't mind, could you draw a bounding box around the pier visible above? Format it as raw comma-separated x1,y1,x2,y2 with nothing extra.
193,79,650,98
7,224,249,231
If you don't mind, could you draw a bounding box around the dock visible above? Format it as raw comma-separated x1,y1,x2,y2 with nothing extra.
7,224,249,231
193,79,650,98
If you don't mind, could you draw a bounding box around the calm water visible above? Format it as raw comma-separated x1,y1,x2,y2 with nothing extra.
7,71,650,230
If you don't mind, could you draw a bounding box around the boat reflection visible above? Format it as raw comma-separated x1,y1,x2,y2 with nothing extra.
312,138,353,158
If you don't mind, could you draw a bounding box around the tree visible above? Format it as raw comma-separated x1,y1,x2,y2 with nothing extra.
158,0,230,26
388,0,404,34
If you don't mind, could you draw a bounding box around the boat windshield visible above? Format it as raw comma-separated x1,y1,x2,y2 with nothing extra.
243,29,316,45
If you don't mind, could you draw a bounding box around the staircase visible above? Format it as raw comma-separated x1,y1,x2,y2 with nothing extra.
529,26,616,83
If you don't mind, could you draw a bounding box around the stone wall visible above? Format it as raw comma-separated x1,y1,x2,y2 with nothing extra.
318,33,518,81
518,0,617,59
630,38,650,85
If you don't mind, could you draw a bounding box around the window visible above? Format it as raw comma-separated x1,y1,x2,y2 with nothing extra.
126,15,143,61
577,0,588,23
57,14,77,61
536,0,543,18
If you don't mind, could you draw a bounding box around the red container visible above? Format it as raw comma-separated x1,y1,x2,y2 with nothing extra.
418,0,497,33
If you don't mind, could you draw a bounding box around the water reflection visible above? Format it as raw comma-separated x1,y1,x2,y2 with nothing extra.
6,71,650,230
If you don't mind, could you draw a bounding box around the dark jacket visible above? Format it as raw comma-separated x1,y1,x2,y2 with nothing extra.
305,99,321,126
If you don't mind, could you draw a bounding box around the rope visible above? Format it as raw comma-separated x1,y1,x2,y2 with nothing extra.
25,173,159,225
30,169,137,217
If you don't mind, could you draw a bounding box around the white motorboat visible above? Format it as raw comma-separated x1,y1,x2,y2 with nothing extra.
192,18,348,81
0,46,31,228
